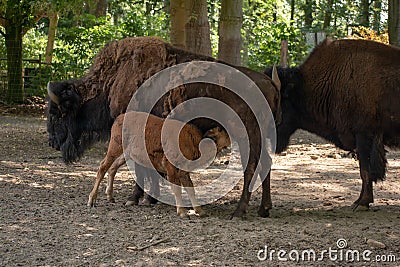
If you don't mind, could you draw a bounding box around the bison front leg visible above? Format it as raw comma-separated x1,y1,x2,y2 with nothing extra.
352,134,374,210
230,161,256,219
141,169,160,205
126,163,147,206
258,171,272,218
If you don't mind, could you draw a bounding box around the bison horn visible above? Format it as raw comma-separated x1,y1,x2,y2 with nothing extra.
47,82,60,105
271,65,281,91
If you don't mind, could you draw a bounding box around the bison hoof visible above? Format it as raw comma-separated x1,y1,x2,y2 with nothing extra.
229,209,247,220
351,202,370,212
257,207,270,218
141,195,158,205
125,200,139,206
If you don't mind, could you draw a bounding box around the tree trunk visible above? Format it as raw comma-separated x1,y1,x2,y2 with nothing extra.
323,0,334,29
5,1,24,103
304,0,314,29
373,0,382,33
185,0,212,56
45,12,59,64
360,0,370,27
389,0,400,46
290,0,295,25
170,0,186,48
90,0,108,17
218,0,243,65
280,40,288,67
96,0,108,17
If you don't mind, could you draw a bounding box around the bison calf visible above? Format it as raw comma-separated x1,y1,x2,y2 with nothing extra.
87,111,230,218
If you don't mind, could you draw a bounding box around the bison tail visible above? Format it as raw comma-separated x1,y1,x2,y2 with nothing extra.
369,135,387,182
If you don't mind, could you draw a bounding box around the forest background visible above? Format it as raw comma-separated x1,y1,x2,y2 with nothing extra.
0,0,399,103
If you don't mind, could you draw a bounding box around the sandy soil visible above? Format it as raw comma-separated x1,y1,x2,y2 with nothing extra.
0,114,399,266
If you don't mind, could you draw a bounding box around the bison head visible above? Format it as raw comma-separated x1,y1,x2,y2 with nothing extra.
47,81,113,163
264,67,303,153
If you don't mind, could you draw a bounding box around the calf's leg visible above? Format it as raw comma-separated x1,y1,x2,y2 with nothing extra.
88,154,121,206
88,137,122,207
178,171,206,217
106,154,126,203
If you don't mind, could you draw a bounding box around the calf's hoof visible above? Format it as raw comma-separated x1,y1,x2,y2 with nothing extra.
194,208,207,218
177,208,190,219
87,199,95,207
107,197,115,203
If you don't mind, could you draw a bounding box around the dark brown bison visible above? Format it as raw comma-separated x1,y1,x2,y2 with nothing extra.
47,36,281,218
265,38,400,210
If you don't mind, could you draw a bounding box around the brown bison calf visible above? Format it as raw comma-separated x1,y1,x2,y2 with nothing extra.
87,111,230,218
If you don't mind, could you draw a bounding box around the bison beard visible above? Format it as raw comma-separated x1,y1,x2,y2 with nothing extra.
47,36,281,218
265,38,400,210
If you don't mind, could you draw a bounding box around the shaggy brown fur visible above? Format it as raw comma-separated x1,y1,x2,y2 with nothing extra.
265,38,400,210
87,112,230,218
47,36,280,218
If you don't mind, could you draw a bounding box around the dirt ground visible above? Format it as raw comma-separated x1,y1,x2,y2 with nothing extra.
0,114,399,266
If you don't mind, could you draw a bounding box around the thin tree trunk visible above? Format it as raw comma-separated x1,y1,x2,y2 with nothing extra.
5,1,24,103
280,40,288,67
90,0,108,17
290,0,295,25
389,0,400,46
185,0,212,56
218,0,243,65
304,0,314,29
45,11,59,64
170,0,186,48
373,0,382,32
323,0,334,29
360,0,370,27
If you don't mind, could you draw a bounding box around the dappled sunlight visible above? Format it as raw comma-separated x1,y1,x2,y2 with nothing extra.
152,246,181,254
297,181,350,193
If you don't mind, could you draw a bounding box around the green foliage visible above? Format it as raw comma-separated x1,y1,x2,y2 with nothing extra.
50,1,170,80
1,0,392,101
52,14,123,79
244,21,309,70
242,0,309,70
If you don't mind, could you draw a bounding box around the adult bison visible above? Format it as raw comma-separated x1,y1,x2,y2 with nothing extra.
46,36,281,218
265,38,400,210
